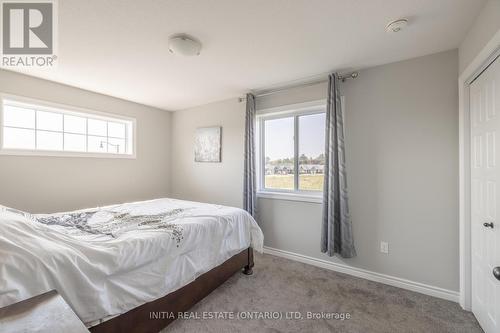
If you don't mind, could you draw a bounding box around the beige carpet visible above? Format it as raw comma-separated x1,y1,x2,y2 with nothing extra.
163,253,482,333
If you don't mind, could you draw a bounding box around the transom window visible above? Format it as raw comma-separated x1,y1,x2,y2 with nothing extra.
0,95,135,157
257,104,326,196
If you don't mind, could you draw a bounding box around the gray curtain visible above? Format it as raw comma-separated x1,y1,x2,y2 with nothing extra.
243,93,257,218
321,73,356,258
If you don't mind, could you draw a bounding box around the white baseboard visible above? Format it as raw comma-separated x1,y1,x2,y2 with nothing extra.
263,246,459,303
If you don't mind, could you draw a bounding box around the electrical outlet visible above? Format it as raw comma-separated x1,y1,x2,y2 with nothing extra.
380,241,389,254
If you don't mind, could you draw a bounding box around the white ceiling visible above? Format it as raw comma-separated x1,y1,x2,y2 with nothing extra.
9,0,485,111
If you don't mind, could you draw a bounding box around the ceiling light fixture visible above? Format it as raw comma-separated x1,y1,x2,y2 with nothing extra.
168,34,202,56
386,19,408,33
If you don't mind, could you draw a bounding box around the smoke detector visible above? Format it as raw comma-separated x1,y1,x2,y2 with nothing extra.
168,34,202,56
386,19,408,33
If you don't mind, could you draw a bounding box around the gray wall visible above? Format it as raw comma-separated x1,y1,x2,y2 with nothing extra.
459,0,500,74
259,49,459,291
171,50,460,291
0,70,171,213
170,98,245,209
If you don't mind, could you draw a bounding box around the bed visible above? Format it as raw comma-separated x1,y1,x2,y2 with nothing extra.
0,198,263,332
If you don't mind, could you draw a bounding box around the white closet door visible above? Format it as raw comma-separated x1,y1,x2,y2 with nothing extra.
470,54,500,333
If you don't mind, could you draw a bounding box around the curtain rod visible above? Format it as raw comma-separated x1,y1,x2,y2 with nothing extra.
239,71,359,101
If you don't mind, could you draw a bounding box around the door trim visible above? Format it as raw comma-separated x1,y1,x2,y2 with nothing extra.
459,30,500,311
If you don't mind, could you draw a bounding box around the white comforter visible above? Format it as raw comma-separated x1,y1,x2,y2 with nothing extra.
0,198,263,325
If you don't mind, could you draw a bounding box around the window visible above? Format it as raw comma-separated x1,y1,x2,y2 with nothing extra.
264,116,295,190
258,103,326,200
0,95,135,157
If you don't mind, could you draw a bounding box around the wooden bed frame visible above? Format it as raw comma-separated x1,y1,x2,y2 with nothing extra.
89,247,254,333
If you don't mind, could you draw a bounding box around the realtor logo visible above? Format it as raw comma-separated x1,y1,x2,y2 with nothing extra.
1,0,57,67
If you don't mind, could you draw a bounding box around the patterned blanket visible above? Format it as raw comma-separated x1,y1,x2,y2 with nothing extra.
35,209,185,246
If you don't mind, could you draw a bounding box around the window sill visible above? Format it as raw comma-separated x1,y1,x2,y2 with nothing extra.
0,149,136,159
257,191,323,204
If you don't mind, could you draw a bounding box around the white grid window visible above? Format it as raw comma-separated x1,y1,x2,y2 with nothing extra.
256,102,327,202
0,96,135,157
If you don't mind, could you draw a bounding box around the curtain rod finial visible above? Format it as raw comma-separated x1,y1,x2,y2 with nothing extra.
339,71,359,82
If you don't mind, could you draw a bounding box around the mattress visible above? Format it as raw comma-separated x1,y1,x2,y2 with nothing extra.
0,198,263,325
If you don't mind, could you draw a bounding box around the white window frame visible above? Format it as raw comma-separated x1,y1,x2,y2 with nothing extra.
256,99,327,204
0,93,136,159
